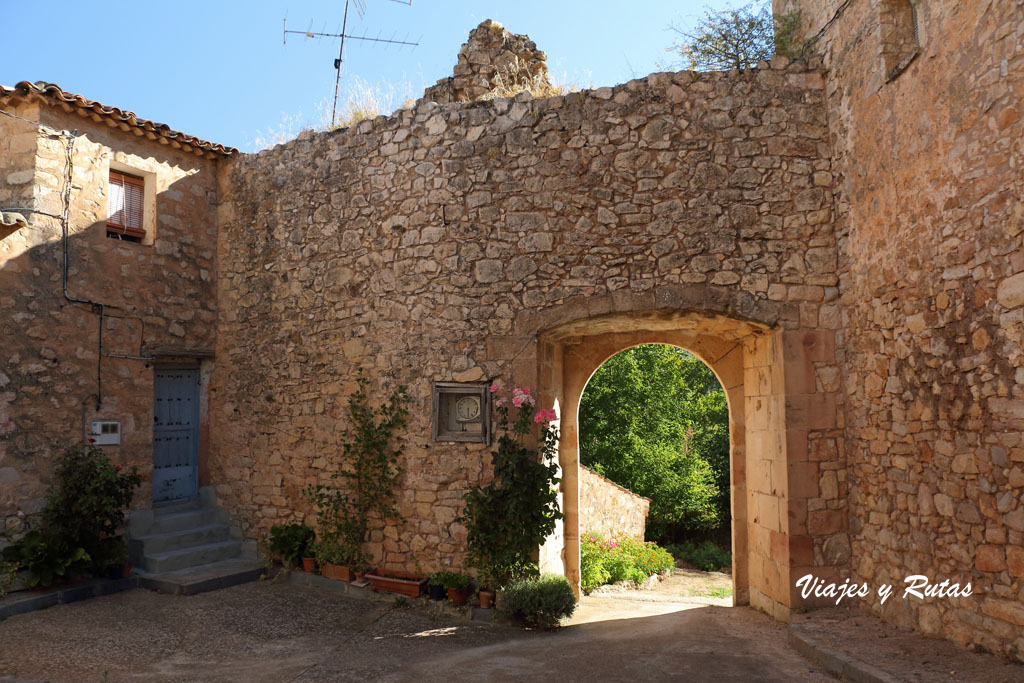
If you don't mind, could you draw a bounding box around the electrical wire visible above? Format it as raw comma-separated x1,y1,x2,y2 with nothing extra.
2,110,157,410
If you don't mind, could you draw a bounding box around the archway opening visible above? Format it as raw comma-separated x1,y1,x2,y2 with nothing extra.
577,343,733,603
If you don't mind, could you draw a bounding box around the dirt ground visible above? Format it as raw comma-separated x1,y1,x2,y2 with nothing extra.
0,578,826,682
589,564,734,602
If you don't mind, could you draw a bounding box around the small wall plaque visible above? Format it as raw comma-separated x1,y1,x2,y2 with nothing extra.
432,382,490,444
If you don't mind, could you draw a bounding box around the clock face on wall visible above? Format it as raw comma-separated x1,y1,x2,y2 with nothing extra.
455,395,481,422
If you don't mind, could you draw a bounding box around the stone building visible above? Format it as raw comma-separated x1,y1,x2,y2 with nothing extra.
0,81,237,567
1,0,1022,661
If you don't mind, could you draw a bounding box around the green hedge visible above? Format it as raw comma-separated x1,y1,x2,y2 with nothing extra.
664,540,731,572
580,533,674,594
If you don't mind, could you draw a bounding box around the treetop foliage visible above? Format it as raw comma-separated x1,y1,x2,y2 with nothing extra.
668,1,811,72
579,345,730,542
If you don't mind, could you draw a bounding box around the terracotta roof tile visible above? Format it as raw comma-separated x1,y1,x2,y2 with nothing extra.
0,81,238,157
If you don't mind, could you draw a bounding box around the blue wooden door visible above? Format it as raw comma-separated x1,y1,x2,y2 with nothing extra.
153,369,199,503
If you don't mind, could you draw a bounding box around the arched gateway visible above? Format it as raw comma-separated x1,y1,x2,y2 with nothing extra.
529,293,841,619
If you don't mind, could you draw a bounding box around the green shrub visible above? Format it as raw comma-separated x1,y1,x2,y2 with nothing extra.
580,533,674,593
499,574,576,628
2,443,141,586
665,540,731,572
1,531,90,589
268,523,314,566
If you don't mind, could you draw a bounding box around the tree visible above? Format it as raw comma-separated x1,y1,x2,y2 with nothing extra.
578,345,730,542
668,1,809,72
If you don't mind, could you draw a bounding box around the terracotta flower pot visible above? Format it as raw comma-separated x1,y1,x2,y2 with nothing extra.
447,587,470,606
301,557,316,573
478,590,495,608
366,570,427,597
321,563,351,581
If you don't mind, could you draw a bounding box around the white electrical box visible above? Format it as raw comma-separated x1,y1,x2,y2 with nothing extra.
90,421,121,445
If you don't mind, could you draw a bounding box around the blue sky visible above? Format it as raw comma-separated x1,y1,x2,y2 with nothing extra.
1,1,735,152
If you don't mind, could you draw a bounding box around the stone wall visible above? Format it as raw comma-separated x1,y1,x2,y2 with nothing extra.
775,0,1024,660
0,96,221,543
579,465,650,540
0,106,38,219
213,41,842,584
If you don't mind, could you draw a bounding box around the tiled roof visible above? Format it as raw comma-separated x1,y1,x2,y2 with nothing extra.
0,81,238,158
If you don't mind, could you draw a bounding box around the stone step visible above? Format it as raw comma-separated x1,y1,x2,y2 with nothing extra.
129,524,232,562
143,540,242,574
147,508,228,536
137,557,266,596
152,498,204,515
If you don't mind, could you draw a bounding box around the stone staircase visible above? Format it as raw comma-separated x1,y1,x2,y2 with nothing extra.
128,488,263,594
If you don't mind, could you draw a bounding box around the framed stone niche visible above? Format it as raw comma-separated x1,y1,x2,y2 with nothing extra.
431,382,491,444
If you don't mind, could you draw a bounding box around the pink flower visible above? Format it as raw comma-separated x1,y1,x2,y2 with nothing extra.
521,388,530,395
533,411,545,423
513,396,525,408
114,465,121,472
489,384,500,393
494,398,506,407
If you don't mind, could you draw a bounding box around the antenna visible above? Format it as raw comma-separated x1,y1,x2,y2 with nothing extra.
283,0,420,126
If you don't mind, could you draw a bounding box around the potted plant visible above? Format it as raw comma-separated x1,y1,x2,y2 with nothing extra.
460,385,563,595
314,539,355,581
433,571,471,606
478,587,495,608
268,522,315,570
427,573,447,601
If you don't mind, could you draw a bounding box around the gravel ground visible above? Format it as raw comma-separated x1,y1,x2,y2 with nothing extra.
0,578,829,682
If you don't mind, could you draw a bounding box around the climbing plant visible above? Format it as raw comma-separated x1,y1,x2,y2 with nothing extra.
460,386,562,587
304,373,408,566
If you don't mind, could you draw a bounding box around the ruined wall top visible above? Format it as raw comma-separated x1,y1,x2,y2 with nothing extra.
421,19,553,104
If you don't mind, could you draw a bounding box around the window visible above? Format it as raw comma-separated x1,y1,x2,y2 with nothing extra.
432,382,491,444
880,0,920,81
107,170,145,242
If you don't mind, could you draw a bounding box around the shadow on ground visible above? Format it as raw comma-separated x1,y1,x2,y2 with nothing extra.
0,580,828,682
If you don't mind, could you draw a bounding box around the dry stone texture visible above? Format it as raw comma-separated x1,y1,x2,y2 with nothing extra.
776,0,1024,661
579,465,650,540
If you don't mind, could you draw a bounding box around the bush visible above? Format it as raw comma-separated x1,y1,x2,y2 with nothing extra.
2,443,141,586
580,533,674,593
268,523,314,567
665,540,731,572
499,574,576,628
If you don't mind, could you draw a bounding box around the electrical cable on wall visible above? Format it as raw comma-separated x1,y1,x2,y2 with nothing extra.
1,108,157,410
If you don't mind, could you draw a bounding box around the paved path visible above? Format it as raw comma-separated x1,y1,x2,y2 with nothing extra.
0,580,829,682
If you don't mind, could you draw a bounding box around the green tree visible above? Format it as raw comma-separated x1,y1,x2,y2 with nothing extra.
578,345,730,541
668,1,810,72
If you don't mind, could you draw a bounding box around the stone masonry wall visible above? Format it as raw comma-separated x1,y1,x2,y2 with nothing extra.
579,465,650,540
0,97,221,545
776,0,1024,660
213,42,842,578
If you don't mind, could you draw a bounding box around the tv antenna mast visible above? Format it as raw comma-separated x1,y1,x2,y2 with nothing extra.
284,0,420,126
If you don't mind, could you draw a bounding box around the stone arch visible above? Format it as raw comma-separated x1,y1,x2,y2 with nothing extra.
530,303,843,621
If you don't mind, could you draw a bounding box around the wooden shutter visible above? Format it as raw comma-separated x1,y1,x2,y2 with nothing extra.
107,171,146,238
